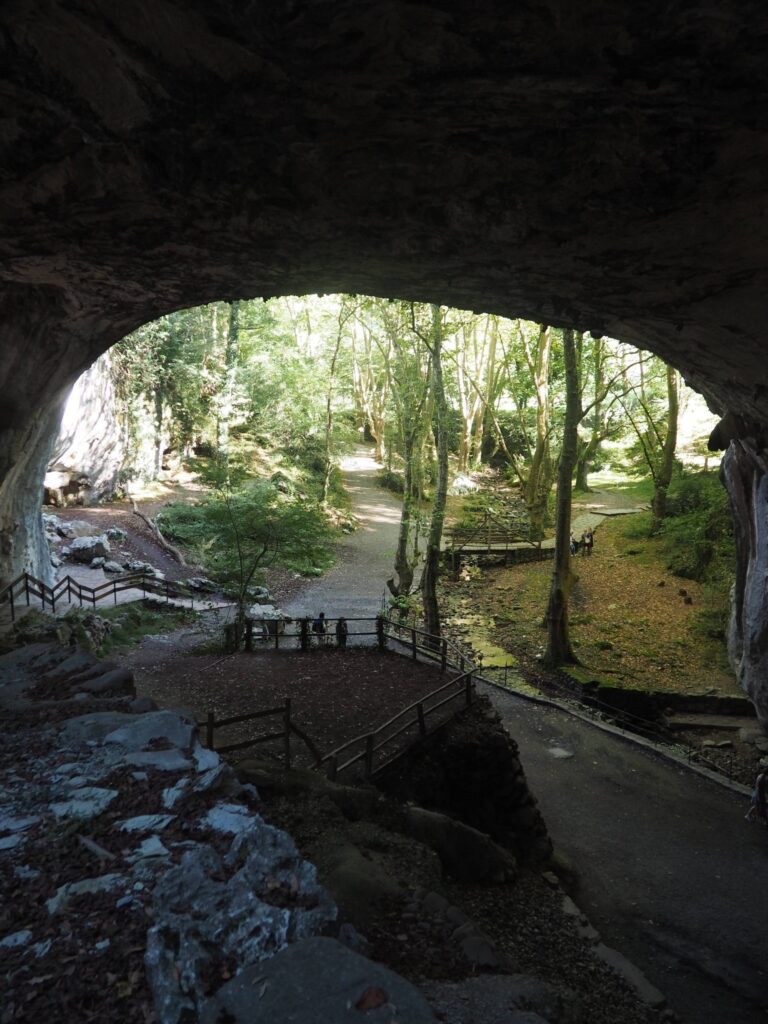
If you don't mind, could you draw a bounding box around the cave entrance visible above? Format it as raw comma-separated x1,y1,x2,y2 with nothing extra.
36,295,733,708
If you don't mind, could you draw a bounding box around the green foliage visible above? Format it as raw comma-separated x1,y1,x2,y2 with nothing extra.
378,469,405,494
660,471,734,584
158,481,336,594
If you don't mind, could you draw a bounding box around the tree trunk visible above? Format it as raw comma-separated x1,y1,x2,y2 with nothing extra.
545,328,580,666
422,305,448,642
574,336,605,492
524,325,553,533
153,386,164,479
388,428,417,599
217,300,239,464
651,365,679,532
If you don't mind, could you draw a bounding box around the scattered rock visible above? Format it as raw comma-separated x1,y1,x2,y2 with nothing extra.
118,814,176,832
46,873,126,915
49,787,119,821
90,556,106,569
0,929,33,949
106,527,127,542
103,560,124,573
129,836,170,860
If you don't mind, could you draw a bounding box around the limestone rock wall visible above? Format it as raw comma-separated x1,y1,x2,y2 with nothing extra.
47,352,126,505
721,440,768,729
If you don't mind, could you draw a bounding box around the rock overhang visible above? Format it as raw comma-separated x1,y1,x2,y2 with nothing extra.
1,2,768,423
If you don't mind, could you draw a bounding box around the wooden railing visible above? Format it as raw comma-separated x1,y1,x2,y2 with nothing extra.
315,668,475,781
444,508,530,556
201,698,323,766
0,570,203,621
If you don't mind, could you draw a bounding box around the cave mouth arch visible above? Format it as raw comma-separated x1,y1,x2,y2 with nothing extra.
3,1,768,721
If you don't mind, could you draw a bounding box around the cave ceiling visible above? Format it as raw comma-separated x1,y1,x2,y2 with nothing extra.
2,1,768,423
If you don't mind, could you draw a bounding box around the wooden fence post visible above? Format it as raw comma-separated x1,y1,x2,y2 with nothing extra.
364,734,374,778
411,628,417,660
24,575,30,607
440,639,447,673
244,618,253,652
417,703,426,736
376,614,386,650
206,711,215,750
300,618,309,651
9,587,14,622
283,699,292,769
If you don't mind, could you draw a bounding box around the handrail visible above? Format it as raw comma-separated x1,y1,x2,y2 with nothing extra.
0,569,200,621
315,668,475,779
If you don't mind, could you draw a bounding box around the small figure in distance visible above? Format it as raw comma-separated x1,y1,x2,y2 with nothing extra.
581,529,594,556
745,766,768,823
336,616,348,650
570,531,579,556
311,612,327,646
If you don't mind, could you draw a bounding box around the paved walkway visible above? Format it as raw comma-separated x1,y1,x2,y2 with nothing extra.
283,450,406,620
483,684,768,1024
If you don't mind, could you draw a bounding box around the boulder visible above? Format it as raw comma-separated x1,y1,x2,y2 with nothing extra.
199,937,437,1024
185,577,217,592
103,560,124,573
89,556,106,568
57,519,103,539
106,527,127,541
59,711,141,745
103,710,195,752
70,534,111,562
125,560,160,575
78,668,135,697
145,833,337,1023
403,806,517,883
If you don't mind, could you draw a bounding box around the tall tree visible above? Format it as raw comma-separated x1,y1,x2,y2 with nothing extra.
545,328,581,665
522,324,555,539
419,304,449,639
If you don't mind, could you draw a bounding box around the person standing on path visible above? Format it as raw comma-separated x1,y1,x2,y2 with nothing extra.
312,612,327,646
581,529,594,556
745,766,768,822
335,616,348,649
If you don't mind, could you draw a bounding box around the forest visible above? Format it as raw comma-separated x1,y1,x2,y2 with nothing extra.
78,293,732,678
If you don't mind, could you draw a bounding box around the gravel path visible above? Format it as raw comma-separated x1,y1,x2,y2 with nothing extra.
282,450,405,620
